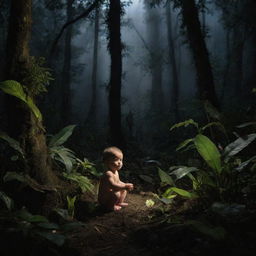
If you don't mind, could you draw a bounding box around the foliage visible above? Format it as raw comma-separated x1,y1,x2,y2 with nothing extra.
22,56,53,96
3,171,56,193
48,125,96,193
0,131,25,159
48,125,77,173
66,195,76,219
0,80,42,121
194,134,221,173
159,119,256,204
0,122,95,195
48,125,76,147
170,118,225,135
63,172,94,193
50,146,77,173
0,191,14,210
0,204,62,246
0,206,85,247
75,158,102,177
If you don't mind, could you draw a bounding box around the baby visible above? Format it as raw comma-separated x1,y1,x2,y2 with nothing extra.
98,146,134,211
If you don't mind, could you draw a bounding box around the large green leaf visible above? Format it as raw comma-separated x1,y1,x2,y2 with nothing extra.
0,80,42,121
162,187,177,199
50,146,76,173
194,134,221,173
170,187,197,198
170,166,199,181
223,134,256,162
0,80,26,101
158,168,174,186
49,125,76,147
0,191,14,210
17,208,48,223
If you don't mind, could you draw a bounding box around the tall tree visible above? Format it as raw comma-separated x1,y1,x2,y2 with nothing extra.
4,0,57,185
144,1,164,112
180,0,219,109
107,0,124,148
86,4,100,125
61,0,74,126
166,0,180,122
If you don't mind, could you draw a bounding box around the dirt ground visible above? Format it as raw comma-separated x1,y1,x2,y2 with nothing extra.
65,190,256,256
68,192,163,256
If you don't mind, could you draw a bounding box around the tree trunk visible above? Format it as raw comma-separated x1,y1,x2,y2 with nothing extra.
166,0,180,122
85,4,100,125
200,0,206,37
180,0,219,109
230,25,245,98
107,0,124,148
4,0,58,185
220,28,231,105
61,0,74,126
144,1,164,113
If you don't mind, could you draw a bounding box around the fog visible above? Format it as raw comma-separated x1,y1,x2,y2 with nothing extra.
70,0,225,139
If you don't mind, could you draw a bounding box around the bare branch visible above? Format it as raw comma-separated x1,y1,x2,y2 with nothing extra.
50,0,100,54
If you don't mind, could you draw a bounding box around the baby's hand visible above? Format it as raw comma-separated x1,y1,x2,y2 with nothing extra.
125,183,134,191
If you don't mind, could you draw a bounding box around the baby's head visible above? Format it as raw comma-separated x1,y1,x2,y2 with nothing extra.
103,146,123,171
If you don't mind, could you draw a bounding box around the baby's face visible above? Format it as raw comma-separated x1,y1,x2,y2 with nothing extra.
107,151,123,171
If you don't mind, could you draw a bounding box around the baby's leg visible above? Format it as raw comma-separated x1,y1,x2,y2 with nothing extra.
117,190,128,206
108,191,122,211
100,191,121,211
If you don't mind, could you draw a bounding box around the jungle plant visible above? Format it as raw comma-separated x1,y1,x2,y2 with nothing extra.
75,158,102,177
0,131,25,161
48,125,77,173
21,56,53,96
66,195,76,219
0,191,14,210
0,80,42,121
158,119,256,204
0,86,94,194
0,205,85,248
48,125,94,193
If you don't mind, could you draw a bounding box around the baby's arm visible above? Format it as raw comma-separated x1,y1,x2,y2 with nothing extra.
106,171,133,191
120,181,134,191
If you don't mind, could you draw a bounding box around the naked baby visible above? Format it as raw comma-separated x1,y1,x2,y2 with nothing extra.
98,146,134,211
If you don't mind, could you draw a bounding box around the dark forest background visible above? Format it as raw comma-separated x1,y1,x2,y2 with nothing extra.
0,0,256,255
1,0,255,158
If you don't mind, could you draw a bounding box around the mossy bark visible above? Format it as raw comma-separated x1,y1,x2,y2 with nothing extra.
4,0,58,186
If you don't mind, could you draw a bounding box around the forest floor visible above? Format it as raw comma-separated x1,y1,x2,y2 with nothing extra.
65,190,256,256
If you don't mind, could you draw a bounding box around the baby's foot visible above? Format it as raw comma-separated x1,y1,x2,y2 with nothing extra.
113,205,122,211
118,202,128,207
